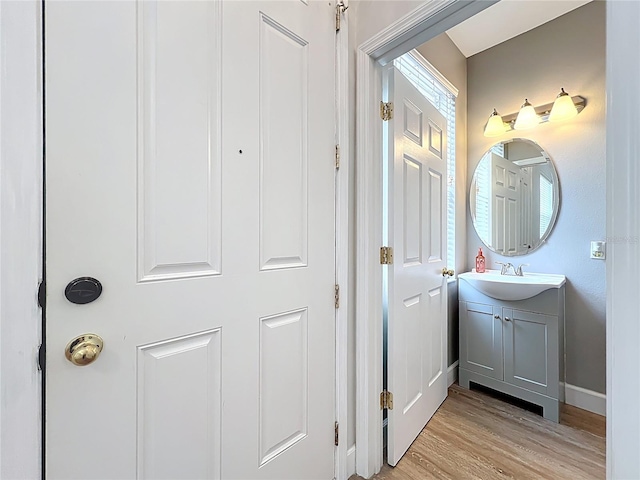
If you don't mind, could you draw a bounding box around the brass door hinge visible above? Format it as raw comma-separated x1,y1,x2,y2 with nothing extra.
380,390,394,410
380,101,393,121
334,421,339,446
380,246,393,265
335,145,340,170
334,284,340,309
335,0,348,32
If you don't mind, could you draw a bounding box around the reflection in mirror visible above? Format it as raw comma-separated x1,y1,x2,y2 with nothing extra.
470,138,560,256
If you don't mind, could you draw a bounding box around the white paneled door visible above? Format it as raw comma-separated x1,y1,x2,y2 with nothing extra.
386,68,448,466
45,1,336,479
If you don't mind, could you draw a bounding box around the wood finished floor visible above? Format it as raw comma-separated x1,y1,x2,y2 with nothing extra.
351,384,605,480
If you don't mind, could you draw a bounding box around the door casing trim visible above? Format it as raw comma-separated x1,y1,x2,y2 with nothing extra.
0,1,43,478
335,3,350,478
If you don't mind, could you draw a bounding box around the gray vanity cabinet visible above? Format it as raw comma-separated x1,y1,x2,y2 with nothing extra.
459,303,503,380
459,281,565,422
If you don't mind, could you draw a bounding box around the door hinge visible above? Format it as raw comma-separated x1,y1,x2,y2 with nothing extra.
37,281,46,308
335,0,348,32
334,284,340,309
380,390,394,410
334,421,339,446
380,101,394,121
380,246,394,265
335,144,340,170
37,344,45,372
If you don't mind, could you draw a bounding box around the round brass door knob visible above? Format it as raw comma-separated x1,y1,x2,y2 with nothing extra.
441,268,455,277
65,334,104,366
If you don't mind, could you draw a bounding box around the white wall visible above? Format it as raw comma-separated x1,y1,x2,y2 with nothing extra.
467,1,606,394
352,1,426,47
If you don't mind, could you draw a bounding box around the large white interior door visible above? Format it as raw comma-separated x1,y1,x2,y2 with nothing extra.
386,67,448,466
45,1,336,479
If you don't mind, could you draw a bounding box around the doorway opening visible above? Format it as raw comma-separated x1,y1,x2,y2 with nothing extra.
356,0,608,477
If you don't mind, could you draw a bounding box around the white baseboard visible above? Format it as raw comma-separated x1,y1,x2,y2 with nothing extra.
447,361,459,387
347,445,356,478
564,383,606,417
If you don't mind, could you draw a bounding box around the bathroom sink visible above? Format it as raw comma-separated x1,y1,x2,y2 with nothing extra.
458,269,566,301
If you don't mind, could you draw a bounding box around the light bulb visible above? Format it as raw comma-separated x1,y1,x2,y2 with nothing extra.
549,88,578,122
514,99,539,130
484,109,507,137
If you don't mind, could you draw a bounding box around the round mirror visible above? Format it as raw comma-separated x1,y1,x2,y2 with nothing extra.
470,138,560,256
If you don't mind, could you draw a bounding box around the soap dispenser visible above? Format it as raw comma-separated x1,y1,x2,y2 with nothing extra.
475,248,486,273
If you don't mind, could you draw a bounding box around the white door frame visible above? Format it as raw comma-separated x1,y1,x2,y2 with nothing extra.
605,1,640,478
0,0,43,478
354,1,497,476
335,3,350,479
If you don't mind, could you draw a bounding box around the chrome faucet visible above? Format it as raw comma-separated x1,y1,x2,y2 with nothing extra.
496,262,514,275
515,263,529,276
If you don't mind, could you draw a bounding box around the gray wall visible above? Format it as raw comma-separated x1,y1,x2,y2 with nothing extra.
416,34,468,367
467,1,606,394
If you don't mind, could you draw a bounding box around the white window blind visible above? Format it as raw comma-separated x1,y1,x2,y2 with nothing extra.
539,173,553,238
394,51,457,270
474,155,491,244
491,143,504,157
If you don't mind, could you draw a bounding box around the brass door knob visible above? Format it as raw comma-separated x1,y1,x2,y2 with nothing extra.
65,334,104,366
441,268,455,277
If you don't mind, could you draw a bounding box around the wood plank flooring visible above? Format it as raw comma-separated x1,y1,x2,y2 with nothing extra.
351,384,605,480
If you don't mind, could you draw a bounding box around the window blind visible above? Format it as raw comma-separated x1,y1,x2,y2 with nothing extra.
539,173,553,238
474,156,491,244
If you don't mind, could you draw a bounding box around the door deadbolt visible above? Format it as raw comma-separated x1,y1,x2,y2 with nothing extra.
65,334,104,366
65,277,102,305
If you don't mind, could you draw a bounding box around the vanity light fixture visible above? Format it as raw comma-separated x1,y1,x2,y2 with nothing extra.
514,99,539,130
483,89,586,137
549,88,578,122
484,109,508,137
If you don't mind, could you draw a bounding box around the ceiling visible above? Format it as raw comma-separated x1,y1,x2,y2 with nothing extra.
446,0,593,58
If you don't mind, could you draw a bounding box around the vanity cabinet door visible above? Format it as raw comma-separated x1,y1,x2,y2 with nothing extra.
460,302,504,380
503,308,559,398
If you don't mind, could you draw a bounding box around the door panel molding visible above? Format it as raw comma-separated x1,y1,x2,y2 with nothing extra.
258,12,309,272
137,0,222,282
137,329,222,479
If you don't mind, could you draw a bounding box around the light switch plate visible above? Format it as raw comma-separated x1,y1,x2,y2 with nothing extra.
591,241,606,260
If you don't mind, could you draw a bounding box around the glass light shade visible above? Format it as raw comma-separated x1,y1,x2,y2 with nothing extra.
549,88,578,122
484,109,507,137
514,99,539,130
